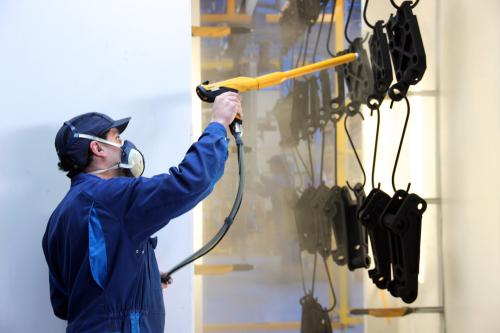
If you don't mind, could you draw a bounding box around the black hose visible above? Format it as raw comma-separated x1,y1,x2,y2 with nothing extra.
161,131,245,284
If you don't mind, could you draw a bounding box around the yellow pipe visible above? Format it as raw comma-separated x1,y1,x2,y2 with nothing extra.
192,26,252,38
199,53,358,94
192,26,231,38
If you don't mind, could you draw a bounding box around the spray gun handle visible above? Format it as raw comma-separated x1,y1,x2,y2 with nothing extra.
196,81,243,137
196,81,239,103
230,116,243,138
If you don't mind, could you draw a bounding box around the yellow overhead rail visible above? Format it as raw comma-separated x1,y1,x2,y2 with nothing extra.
191,26,252,38
200,0,252,24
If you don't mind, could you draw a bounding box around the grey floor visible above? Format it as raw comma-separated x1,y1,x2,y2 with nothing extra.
203,254,365,333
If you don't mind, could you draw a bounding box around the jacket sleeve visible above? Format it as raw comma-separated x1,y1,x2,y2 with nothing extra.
48,272,68,320
122,122,229,241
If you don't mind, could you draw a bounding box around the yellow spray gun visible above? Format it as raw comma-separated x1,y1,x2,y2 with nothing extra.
196,52,358,104
161,53,358,285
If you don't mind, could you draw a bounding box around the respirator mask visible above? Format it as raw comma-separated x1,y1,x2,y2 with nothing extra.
76,133,145,178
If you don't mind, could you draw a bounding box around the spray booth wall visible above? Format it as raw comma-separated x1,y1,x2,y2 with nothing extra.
0,1,195,332
439,0,500,332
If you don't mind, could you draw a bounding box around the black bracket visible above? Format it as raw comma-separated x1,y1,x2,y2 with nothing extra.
297,0,327,26
367,21,393,109
329,66,346,122
311,185,334,258
300,294,333,333
291,78,322,142
358,188,392,289
343,184,371,270
324,186,348,265
307,77,321,135
295,187,319,254
381,189,427,303
340,39,374,114
291,80,310,142
319,69,333,127
295,186,333,257
324,184,372,270
271,93,297,147
279,1,307,54
386,1,426,101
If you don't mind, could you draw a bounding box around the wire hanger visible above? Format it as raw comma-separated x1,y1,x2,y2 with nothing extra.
326,0,337,57
344,110,367,191
390,96,411,192
370,107,381,189
345,0,369,45
363,0,388,29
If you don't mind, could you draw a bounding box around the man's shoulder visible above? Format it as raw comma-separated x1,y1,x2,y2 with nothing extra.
72,173,135,197
74,174,142,213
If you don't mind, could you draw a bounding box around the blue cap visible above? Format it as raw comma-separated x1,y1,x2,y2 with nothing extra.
55,112,131,169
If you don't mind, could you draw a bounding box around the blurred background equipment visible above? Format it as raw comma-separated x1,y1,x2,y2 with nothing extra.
196,0,443,332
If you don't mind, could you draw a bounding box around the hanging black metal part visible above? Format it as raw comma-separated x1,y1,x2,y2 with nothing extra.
324,186,347,265
295,186,332,257
340,39,374,114
300,294,333,333
324,184,370,270
386,1,426,101
295,187,321,254
342,184,371,270
319,69,333,127
311,184,334,257
307,77,322,135
330,66,346,122
342,111,370,270
380,189,427,303
271,93,297,147
279,1,307,54
367,21,393,109
354,87,393,287
290,77,323,142
297,0,328,27
357,188,392,288
291,80,310,142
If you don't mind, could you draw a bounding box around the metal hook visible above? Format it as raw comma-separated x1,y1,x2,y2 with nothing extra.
363,0,387,29
345,0,369,45
363,0,375,29
390,97,411,192
390,0,420,9
345,111,367,191
369,107,381,189
326,0,337,57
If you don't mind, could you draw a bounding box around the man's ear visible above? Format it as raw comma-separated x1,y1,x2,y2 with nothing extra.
89,141,106,157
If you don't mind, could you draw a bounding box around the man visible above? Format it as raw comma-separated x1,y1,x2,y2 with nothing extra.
42,92,242,333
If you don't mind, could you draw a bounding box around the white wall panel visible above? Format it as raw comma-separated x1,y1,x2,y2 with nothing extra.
0,1,194,332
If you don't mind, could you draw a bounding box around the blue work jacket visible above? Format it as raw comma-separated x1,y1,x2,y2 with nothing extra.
42,122,229,333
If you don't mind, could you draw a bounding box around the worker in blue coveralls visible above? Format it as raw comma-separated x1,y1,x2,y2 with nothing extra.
42,92,242,333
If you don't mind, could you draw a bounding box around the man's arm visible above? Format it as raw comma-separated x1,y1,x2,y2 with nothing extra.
117,92,242,242
122,121,230,241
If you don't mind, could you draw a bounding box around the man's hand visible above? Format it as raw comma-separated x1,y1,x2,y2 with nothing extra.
211,92,243,127
161,273,171,290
